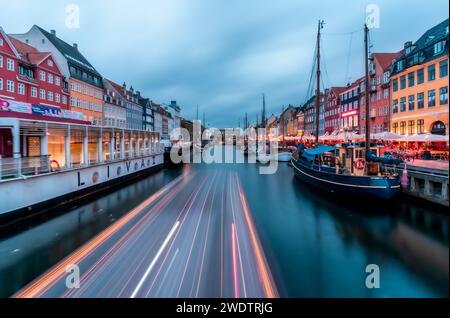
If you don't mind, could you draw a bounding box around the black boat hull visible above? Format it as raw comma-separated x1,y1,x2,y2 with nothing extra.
291,159,401,201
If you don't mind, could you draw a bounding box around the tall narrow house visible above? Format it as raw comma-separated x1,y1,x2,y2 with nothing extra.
10,26,104,125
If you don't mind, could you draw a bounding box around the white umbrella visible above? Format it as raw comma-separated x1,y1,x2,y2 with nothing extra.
370,131,402,141
400,133,449,142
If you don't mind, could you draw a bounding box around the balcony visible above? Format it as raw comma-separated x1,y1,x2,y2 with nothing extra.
17,74,39,85
370,109,377,119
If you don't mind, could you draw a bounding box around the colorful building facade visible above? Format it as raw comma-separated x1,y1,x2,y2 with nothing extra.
324,87,346,134
339,79,362,132
11,26,104,125
359,52,402,134
390,19,449,136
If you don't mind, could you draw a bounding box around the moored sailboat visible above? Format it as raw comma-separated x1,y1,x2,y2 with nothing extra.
291,22,402,200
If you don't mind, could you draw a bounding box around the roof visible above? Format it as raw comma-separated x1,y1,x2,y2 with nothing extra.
35,25,101,77
372,52,403,70
9,37,51,66
302,145,335,160
410,19,449,56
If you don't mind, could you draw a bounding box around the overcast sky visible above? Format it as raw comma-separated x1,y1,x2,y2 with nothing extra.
1,0,448,127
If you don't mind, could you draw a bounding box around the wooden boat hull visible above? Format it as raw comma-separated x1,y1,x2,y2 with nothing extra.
291,159,401,201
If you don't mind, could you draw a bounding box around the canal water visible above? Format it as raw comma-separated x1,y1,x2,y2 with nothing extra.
0,150,448,297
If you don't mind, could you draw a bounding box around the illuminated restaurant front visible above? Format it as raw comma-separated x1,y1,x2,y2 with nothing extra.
0,115,160,171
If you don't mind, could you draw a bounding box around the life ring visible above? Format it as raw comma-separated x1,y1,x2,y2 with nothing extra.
354,158,365,170
50,160,61,172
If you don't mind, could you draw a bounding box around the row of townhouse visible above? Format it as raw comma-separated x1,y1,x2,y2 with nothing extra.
1,25,181,159
273,18,448,138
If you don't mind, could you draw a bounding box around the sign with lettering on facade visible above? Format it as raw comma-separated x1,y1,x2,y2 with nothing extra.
0,99,32,114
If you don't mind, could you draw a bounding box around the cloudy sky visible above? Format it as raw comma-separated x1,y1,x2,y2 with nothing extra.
1,0,448,127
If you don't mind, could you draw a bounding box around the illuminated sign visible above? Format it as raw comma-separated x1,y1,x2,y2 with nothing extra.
341,110,358,118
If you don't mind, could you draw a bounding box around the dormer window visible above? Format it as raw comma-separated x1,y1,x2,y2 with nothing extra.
47,59,53,67
434,41,444,55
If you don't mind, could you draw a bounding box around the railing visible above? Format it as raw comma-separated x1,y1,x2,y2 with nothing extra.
0,155,51,180
0,144,165,182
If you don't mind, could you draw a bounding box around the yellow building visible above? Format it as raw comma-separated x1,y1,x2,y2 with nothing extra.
390,19,449,136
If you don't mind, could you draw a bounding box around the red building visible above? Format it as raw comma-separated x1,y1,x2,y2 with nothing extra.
1,27,84,159
1,27,69,113
324,86,346,134
360,52,402,134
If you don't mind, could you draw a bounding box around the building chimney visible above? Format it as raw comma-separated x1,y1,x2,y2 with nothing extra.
50,29,56,36
404,41,412,49
73,43,78,49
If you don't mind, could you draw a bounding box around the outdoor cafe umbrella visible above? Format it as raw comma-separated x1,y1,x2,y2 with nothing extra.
370,131,402,141
399,133,449,143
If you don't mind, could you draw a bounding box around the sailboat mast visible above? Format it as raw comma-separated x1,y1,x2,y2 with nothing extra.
364,24,370,155
315,20,324,145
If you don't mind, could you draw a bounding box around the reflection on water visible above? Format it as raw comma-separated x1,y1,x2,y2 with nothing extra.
0,153,448,298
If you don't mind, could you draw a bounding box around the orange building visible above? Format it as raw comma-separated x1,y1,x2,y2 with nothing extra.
390,19,449,136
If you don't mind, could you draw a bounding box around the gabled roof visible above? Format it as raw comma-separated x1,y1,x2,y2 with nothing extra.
372,52,403,71
9,37,52,66
35,25,101,77
0,26,20,58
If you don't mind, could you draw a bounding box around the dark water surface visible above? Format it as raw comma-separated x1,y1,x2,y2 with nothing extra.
0,155,448,297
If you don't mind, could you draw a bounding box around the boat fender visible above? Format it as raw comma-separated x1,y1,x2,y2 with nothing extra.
50,160,61,172
354,158,365,170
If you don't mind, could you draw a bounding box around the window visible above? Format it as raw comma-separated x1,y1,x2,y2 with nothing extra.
408,72,415,87
70,81,75,91
400,121,406,135
440,87,448,105
397,60,404,72
77,83,81,92
393,122,398,134
83,86,87,95
417,93,424,109
40,71,46,81
428,90,436,107
417,68,424,84
77,98,81,107
70,97,75,107
48,74,53,84
440,59,448,77
0,56,3,68
383,88,389,99
417,119,425,134
55,76,60,86
0,38,3,46
428,64,436,81
400,75,406,89
399,97,406,112
392,99,398,113
31,87,37,97
7,58,14,71
383,71,390,84
40,89,46,99
6,80,14,92
47,59,53,67
55,93,60,103
434,41,445,55
408,95,415,111
392,79,398,92
48,91,53,101
18,83,25,95
83,100,88,109
62,95,67,105
408,120,415,135
0,78,3,90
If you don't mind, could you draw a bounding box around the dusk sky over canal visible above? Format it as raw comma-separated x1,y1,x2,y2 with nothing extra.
1,0,448,127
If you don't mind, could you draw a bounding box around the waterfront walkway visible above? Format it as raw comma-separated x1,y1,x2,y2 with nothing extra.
14,166,278,298
407,160,449,172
